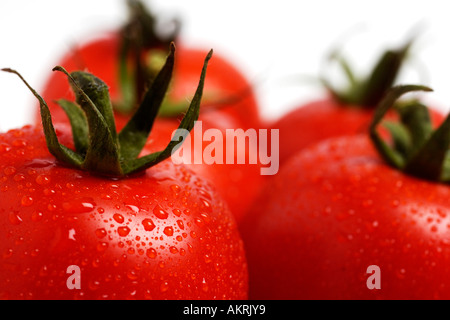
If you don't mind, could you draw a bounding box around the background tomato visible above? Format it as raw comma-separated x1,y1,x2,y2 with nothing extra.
37,34,262,131
240,134,450,299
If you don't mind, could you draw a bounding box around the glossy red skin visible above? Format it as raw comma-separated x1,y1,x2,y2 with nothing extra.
37,33,261,130
272,97,445,164
0,125,248,300
240,134,450,299
37,33,263,222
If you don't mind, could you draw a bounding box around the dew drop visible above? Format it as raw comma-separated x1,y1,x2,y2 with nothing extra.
200,198,212,213
3,166,16,176
160,280,169,293
113,213,125,224
21,195,34,207
170,184,181,194
62,198,95,213
117,226,131,237
3,248,13,259
97,242,109,252
127,270,138,280
35,174,50,185
153,205,169,220
202,278,209,292
8,212,22,225
146,248,157,259
142,218,156,232
95,228,107,239
163,226,174,237
31,211,43,222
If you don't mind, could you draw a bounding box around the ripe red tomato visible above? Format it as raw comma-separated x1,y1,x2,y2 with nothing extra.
240,86,450,299
38,34,261,131
0,125,248,299
0,47,249,300
241,134,450,299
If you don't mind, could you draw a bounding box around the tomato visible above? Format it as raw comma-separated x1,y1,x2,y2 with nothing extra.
36,2,263,222
241,134,450,299
1,48,248,300
38,34,261,131
0,125,248,300
240,86,450,299
270,39,444,164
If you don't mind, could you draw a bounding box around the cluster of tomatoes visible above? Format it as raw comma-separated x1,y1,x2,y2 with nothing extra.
2,0,450,300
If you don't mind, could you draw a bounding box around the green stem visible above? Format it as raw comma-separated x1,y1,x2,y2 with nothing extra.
369,84,450,183
2,43,213,178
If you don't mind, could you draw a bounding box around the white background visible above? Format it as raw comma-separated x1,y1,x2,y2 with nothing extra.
1,0,450,131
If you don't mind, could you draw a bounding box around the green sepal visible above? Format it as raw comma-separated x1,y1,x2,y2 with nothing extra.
368,84,450,183
323,38,413,108
56,99,89,155
370,85,433,169
1,68,85,168
2,43,213,179
118,43,175,162
122,48,212,175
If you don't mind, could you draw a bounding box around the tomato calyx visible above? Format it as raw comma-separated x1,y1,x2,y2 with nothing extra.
3,43,213,178
368,84,450,182
322,38,413,108
116,0,180,114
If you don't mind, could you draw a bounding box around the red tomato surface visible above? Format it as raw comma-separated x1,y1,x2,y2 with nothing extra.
240,134,450,299
37,34,261,130
0,125,248,299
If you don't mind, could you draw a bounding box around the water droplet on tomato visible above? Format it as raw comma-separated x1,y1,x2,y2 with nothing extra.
3,248,13,259
200,198,212,213
142,218,156,231
160,280,169,293
97,242,108,252
8,212,22,225
146,248,157,259
113,213,124,224
117,226,131,237
202,278,209,292
3,166,16,176
21,195,34,207
127,270,138,280
95,228,107,238
153,205,168,220
62,198,95,213
31,211,43,222
35,174,50,185
163,226,174,237
170,184,181,194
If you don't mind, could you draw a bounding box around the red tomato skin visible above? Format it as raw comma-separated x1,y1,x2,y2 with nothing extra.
0,125,248,300
240,134,450,300
38,34,261,130
272,98,445,164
